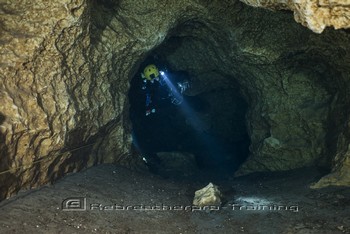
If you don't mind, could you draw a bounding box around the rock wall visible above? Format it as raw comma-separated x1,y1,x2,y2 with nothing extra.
0,0,94,199
240,0,350,33
155,6,350,180
0,0,212,200
1,0,350,200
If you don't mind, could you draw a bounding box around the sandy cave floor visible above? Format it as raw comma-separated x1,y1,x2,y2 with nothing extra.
0,164,349,234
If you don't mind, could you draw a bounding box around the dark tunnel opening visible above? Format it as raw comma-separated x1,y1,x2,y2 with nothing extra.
128,53,251,180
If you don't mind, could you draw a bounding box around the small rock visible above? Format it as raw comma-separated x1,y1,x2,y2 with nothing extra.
193,182,222,206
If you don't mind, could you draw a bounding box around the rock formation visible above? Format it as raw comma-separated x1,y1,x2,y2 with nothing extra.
193,182,222,207
1,0,350,200
240,0,350,33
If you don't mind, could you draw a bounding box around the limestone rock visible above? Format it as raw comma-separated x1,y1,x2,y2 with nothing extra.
193,183,222,207
311,143,350,188
239,0,350,33
155,8,350,180
0,0,210,200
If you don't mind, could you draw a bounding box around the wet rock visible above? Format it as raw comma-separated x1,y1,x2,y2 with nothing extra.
311,147,350,188
240,0,350,33
0,0,203,199
154,4,350,188
193,182,222,206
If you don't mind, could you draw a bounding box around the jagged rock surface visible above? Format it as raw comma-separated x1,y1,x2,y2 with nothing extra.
1,0,350,200
155,5,350,187
0,0,217,200
240,0,350,33
193,182,222,206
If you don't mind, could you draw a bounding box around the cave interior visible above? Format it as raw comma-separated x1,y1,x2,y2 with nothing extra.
129,45,251,179
1,0,350,232
126,17,338,181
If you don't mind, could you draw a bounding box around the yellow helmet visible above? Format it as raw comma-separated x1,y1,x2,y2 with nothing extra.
143,64,159,81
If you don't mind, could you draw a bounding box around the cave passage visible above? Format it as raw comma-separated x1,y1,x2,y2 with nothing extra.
128,54,251,179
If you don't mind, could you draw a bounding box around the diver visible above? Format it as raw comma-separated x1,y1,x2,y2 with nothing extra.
140,64,162,116
140,63,191,116
137,63,191,174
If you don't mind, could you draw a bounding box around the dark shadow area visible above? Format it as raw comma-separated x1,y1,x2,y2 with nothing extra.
0,113,7,168
90,0,121,46
279,56,345,174
0,113,5,124
128,55,251,180
0,113,19,200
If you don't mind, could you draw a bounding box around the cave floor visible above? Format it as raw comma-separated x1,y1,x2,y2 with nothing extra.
0,164,349,234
